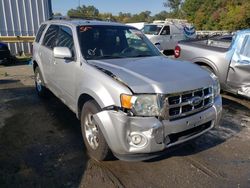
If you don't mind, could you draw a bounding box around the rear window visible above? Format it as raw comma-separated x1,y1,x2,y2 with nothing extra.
35,24,47,43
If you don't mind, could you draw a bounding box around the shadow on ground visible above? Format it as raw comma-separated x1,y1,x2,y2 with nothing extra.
1,80,250,187
0,84,88,187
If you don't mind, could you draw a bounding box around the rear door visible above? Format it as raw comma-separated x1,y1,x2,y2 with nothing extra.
227,34,250,96
53,25,77,108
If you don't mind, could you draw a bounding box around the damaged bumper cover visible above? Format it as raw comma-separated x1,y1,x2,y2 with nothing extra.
93,97,222,161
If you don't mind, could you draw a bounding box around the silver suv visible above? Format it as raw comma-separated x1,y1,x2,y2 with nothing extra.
32,19,222,161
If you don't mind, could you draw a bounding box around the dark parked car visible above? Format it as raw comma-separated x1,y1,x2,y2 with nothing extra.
0,42,11,64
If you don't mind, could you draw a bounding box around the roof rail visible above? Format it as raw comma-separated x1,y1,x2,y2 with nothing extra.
165,18,188,24
48,15,116,22
153,18,189,25
153,20,166,24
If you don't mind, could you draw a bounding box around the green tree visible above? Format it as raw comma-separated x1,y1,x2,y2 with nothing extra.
181,0,250,30
163,0,183,17
99,13,117,22
128,11,152,23
181,0,203,20
153,11,171,20
66,1,250,31
67,5,99,19
117,12,132,23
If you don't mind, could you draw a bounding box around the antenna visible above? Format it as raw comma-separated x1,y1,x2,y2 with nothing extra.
78,0,80,7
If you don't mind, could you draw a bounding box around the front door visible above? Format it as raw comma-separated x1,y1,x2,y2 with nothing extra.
227,34,250,97
160,25,173,50
53,25,77,108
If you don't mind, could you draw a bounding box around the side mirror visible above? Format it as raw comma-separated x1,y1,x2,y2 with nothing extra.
53,47,72,59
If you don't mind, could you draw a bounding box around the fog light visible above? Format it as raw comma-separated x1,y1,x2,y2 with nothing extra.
129,132,147,147
131,134,142,145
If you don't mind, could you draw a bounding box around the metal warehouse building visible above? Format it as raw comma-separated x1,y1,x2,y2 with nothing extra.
0,0,52,55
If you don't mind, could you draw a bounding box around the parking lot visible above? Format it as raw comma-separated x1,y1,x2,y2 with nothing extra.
0,64,250,188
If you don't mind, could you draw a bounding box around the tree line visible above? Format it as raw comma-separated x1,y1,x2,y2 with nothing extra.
64,0,250,31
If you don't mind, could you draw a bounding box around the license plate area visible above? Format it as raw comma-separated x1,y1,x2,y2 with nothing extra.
167,121,212,144
185,113,210,128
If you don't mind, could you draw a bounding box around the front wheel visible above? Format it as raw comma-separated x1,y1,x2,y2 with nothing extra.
34,67,49,98
81,100,111,161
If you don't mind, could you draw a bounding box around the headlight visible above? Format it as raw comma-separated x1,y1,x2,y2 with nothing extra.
121,94,160,116
210,73,220,97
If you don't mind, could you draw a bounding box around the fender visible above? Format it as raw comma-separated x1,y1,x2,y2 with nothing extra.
192,57,229,85
75,63,133,117
32,52,48,84
192,57,218,74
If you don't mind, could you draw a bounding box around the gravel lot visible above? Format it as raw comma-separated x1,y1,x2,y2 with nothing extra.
0,64,250,188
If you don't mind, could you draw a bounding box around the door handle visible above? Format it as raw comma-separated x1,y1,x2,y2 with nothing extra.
53,60,57,65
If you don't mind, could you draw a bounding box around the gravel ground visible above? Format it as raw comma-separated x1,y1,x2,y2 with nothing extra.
0,64,250,188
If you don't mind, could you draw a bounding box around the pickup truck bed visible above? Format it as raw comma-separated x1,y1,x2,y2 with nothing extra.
179,38,230,52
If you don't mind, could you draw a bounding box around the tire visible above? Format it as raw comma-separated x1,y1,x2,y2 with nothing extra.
81,100,111,161
34,67,49,98
8,56,16,65
201,65,214,74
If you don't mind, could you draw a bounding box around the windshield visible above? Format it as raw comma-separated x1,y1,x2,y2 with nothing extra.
143,24,163,35
77,25,161,60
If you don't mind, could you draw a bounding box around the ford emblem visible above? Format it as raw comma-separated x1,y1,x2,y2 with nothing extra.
190,96,202,106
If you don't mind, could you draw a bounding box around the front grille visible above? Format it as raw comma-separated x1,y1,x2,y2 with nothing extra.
162,87,213,120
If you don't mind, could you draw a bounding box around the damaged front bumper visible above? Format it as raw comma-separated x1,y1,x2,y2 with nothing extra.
93,96,222,161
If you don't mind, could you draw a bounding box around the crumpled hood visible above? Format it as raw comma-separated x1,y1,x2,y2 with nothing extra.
88,56,214,94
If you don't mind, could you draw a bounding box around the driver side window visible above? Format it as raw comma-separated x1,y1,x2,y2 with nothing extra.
160,26,170,35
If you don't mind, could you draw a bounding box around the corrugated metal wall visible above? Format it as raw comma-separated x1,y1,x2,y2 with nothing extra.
0,0,52,55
